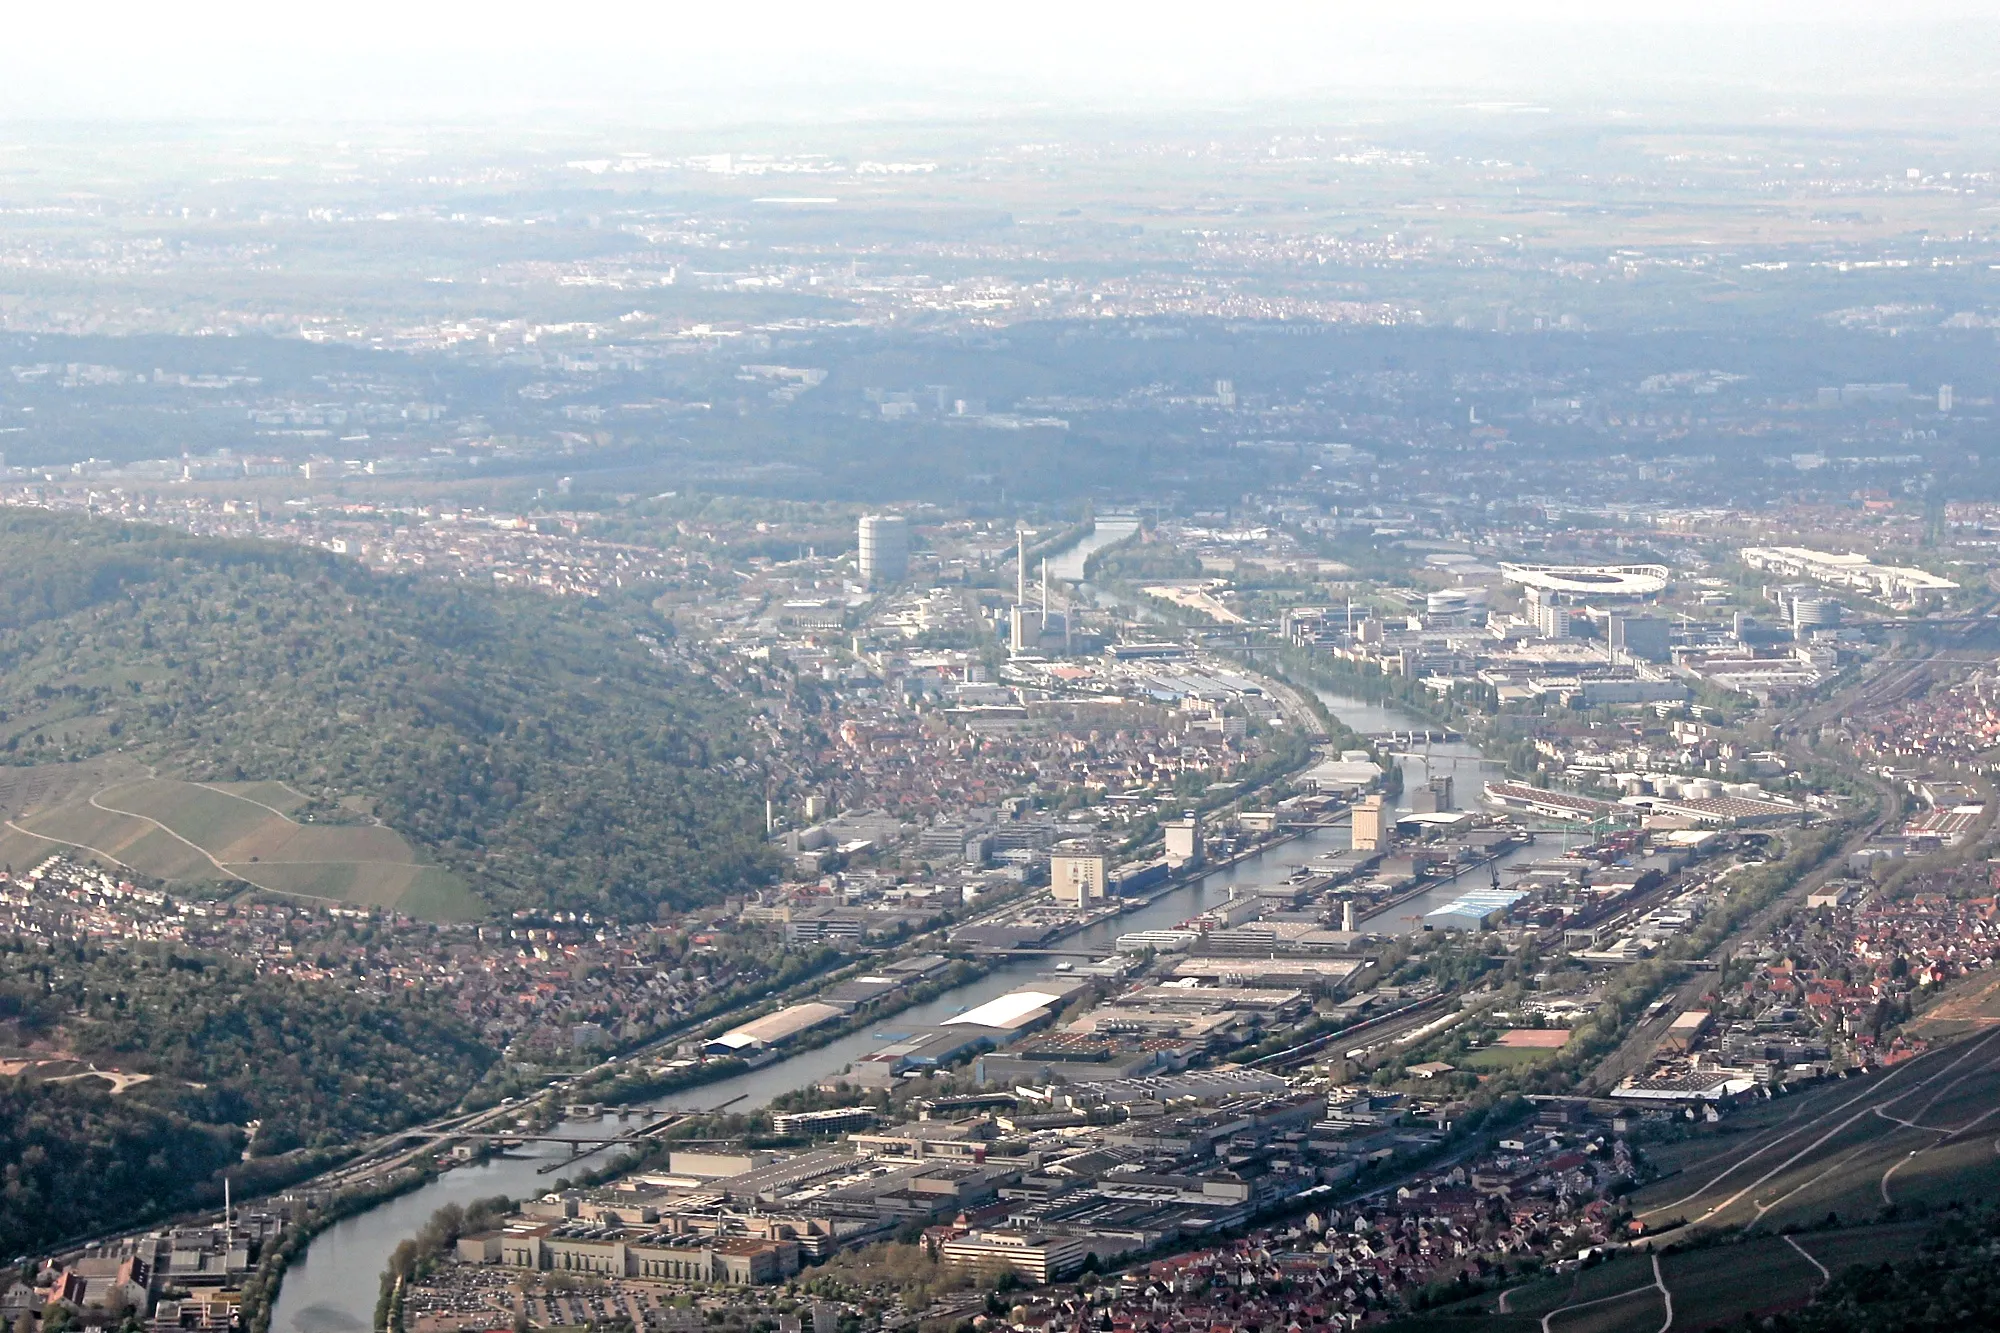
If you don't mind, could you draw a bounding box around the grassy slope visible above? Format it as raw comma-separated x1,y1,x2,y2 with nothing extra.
5,777,485,917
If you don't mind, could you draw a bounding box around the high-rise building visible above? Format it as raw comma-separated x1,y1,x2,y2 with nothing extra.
1939,383,1954,413
1790,597,1842,634
1350,795,1385,852
1609,615,1671,665
858,514,909,588
1163,813,1204,869
1049,848,1108,906
1529,601,1573,639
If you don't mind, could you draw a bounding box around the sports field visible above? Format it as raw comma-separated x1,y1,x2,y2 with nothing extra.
0,769,479,920
1461,1046,1558,1072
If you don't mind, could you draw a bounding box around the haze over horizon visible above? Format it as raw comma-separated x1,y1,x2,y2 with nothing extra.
5,0,2000,125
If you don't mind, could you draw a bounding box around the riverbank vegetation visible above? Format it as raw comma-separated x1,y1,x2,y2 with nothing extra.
379,1196,515,1333
240,1167,443,1333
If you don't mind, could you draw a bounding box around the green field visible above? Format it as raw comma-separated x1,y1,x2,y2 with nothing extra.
97,779,276,855
10,797,221,880
246,861,479,917
1462,1046,1558,1072
4,776,479,920
204,780,309,815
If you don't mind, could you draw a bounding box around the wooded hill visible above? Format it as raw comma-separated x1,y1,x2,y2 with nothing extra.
0,510,775,921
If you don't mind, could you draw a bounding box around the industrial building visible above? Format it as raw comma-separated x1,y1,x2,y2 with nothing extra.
1162,813,1204,868
1050,847,1109,904
706,1002,846,1055
938,1230,1088,1284
459,1226,802,1285
1609,615,1671,664
1350,794,1386,851
1739,546,1957,605
1660,1009,1712,1053
1422,887,1528,931
943,988,1071,1033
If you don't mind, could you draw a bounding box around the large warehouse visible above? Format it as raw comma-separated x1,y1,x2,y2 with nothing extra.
706,1001,846,1054
943,989,1069,1032
1422,887,1528,932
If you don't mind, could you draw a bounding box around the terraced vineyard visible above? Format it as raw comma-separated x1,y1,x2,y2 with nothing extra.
1630,1027,2000,1233
1399,1224,1938,1332
1391,1028,2000,1333
0,766,478,918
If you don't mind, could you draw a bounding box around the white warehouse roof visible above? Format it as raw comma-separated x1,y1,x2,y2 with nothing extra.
721,1001,845,1046
943,990,1066,1031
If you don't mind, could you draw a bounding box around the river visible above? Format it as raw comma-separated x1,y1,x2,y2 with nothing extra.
273,1118,660,1333
1309,688,1548,925
270,683,1502,1333
1045,515,1141,582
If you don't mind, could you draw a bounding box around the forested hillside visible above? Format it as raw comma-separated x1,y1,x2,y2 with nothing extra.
0,935,494,1254
0,937,493,1153
0,510,774,920
0,1079,240,1256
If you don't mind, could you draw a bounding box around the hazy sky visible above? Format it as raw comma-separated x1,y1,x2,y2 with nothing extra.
4,0,1997,122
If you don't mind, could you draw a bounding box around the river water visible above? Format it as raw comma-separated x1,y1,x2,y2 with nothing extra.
274,1119,658,1333
1045,516,1141,582
271,684,1506,1333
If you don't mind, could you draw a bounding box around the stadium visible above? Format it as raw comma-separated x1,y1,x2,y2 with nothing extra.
1499,562,1670,600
